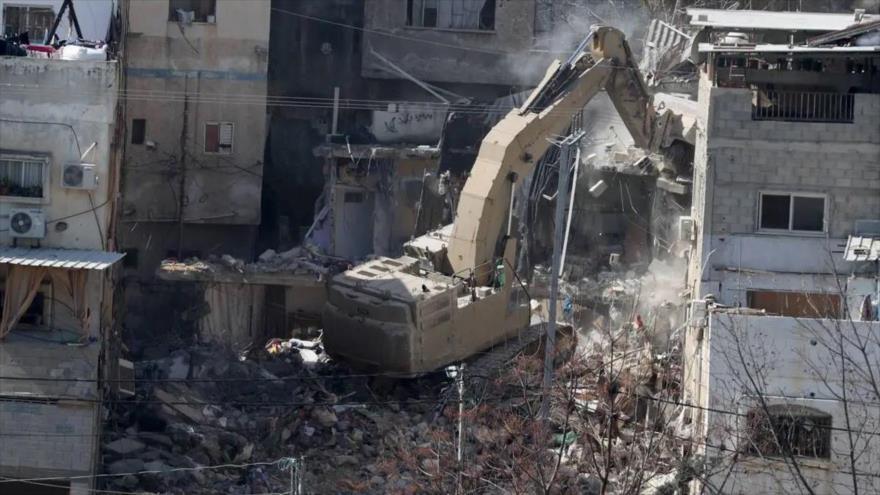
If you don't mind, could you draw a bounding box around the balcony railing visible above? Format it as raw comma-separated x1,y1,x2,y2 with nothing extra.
752,90,854,123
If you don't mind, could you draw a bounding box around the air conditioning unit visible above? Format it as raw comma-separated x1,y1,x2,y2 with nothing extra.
678,215,695,242
8,208,46,239
62,163,98,190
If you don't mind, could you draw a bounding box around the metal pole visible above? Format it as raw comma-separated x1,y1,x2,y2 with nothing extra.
540,131,583,420
331,86,340,135
456,363,465,494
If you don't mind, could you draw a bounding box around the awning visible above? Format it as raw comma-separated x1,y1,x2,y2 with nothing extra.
0,247,125,270
844,236,880,262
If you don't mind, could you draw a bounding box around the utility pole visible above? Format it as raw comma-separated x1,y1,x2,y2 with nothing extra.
447,363,465,494
176,75,189,258
540,129,584,421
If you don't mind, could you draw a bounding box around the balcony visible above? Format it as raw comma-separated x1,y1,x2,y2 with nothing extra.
752,90,854,123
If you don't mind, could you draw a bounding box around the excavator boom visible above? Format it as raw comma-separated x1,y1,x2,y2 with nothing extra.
447,26,663,283
322,26,687,374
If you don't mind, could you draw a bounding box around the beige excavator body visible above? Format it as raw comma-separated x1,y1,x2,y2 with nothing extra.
322,26,688,375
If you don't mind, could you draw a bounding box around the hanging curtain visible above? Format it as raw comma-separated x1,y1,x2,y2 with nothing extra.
51,269,90,339
0,265,48,339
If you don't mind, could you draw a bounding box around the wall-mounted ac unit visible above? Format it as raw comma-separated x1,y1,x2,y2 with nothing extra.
679,216,695,242
8,208,46,239
62,163,98,190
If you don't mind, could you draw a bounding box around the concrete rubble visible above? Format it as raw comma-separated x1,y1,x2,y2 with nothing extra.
159,246,346,280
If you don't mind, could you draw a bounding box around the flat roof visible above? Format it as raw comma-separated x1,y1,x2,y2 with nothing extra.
0,247,124,270
698,43,880,53
687,8,876,32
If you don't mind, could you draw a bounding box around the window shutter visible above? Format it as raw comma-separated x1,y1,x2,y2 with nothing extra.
219,123,234,150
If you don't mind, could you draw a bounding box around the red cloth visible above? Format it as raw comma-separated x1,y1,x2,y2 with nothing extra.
24,44,56,53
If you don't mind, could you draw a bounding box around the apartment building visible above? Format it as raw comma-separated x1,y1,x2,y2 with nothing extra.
0,3,123,492
119,0,270,334
682,9,880,494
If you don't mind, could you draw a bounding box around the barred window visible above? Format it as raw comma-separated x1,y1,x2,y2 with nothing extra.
0,154,48,199
745,405,832,459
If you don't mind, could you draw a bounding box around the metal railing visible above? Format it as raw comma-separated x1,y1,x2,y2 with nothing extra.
752,90,854,123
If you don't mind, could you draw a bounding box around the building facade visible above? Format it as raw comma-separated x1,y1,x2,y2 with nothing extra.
0,27,123,494
119,0,270,335
682,9,880,493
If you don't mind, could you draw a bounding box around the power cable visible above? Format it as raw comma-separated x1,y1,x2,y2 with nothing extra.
0,458,297,484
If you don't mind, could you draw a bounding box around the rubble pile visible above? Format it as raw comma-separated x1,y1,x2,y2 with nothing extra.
101,340,453,494
159,246,348,278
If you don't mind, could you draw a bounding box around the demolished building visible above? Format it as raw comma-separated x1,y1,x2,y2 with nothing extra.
118,0,270,342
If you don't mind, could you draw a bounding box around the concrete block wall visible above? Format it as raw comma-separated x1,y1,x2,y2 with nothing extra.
0,400,97,478
703,89,880,238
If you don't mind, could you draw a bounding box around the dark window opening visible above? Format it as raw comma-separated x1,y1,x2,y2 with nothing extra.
745,405,832,459
747,290,841,318
2,5,55,42
792,196,825,231
759,194,790,230
131,119,146,145
759,193,824,232
0,290,45,326
344,192,365,203
406,0,495,30
122,248,139,268
168,0,216,23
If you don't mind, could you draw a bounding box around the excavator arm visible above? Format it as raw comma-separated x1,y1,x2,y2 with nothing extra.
448,26,667,283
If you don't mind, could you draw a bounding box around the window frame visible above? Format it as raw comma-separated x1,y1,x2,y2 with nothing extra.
405,0,496,32
203,122,234,155
0,152,51,205
2,4,56,41
168,0,217,24
741,403,834,461
131,118,146,145
757,190,827,235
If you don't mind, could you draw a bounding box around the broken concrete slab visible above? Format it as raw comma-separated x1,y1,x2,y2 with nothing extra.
104,437,146,456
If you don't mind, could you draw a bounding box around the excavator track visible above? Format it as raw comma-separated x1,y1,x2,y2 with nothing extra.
432,322,574,421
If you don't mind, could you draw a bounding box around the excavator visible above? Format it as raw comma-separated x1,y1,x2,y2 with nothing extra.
322,26,693,375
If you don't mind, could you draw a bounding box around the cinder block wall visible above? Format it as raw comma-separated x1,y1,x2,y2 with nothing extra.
701,89,880,237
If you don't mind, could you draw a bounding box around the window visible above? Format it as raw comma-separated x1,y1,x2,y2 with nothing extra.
204,122,233,154
122,248,139,269
168,0,216,23
0,153,48,200
747,290,841,318
0,290,45,326
344,192,365,203
745,405,832,459
406,0,495,30
2,5,55,42
759,192,825,233
131,119,146,145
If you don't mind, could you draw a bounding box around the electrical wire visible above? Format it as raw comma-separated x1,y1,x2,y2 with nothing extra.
0,458,297,484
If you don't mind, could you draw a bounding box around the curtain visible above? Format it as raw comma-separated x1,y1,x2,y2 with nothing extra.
51,269,90,339
0,265,48,340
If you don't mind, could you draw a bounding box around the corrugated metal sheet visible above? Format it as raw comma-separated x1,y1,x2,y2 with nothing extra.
0,247,125,270
698,43,880,53
844,236,880,262
687,8,877,31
